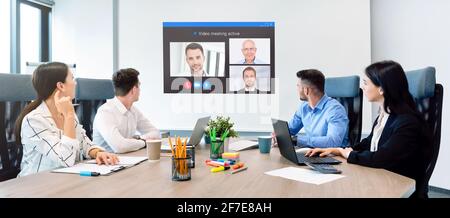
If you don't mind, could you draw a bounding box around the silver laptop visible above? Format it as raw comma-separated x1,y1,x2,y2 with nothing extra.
161,116,210,150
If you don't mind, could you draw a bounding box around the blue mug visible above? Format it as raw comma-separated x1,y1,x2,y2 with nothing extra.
258,136,272,153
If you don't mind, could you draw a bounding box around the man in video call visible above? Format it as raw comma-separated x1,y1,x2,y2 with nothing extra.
185,42,209,77
238,39,266,64
237,66,260,94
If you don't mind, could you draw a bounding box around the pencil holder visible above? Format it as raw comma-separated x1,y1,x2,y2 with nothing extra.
210,139,224,159
171,156,191,181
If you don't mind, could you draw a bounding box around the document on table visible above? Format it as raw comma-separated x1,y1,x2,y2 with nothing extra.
84,156,147,165
52,156,147,175
229,140,258,151
264,167,345,185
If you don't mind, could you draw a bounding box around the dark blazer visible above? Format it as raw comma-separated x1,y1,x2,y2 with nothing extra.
236,88,260,94
348,113,428,185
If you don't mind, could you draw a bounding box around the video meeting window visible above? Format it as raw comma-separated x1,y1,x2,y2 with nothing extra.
163,22,275,94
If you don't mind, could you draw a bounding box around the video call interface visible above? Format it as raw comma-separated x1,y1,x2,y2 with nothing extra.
163,22,275,94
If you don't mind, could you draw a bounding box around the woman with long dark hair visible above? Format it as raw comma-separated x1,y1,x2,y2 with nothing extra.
15,62,118,177
306,60,429,196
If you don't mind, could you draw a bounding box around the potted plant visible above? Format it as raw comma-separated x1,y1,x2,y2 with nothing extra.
204,116,238,155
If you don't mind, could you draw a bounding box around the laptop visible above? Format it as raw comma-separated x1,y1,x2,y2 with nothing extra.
161,116,210,151
186,116,211,146
271,118,341,165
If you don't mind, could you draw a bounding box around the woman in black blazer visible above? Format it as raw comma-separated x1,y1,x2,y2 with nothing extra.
306,60,430,197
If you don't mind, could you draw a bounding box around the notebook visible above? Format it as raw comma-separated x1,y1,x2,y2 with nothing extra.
229,140,259,151
52,156,148,176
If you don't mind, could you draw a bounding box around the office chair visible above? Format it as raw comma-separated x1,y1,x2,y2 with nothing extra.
0,73,36,182
75,78,115,139
406,67,443,198
325,76,363,146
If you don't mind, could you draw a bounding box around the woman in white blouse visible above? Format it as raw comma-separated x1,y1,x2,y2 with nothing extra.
15,62,118,177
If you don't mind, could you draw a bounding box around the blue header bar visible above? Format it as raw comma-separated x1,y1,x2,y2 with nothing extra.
163,22,275,27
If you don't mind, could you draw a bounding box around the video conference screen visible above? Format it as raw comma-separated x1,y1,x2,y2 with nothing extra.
163,22,275,94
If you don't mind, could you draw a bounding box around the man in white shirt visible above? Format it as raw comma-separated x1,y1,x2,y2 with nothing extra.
237,67,260,94
92,68,160,153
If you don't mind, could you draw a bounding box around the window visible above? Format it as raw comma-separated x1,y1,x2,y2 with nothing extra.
0,0,11,73
20,3,41,74
19,0,51,74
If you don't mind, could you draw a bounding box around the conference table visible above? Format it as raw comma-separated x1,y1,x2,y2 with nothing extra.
0,138,415,198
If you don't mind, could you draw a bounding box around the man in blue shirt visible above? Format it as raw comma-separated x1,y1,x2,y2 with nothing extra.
288,69,349,148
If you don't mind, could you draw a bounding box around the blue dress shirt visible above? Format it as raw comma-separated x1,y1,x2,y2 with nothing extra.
288,94,349,148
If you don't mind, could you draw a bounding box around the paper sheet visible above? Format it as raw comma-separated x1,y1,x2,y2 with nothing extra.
52,163,124,175
265,167,344,185
229,140,258,151
53,156,148,175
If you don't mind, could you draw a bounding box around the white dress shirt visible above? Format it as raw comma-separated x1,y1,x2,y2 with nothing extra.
370,107,390,152
19,102,104,177
92,97,160,153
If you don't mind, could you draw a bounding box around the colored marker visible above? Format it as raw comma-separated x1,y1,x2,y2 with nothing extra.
80,171,100,177
210,166,230,173
211,166,224,173
232,162,244,170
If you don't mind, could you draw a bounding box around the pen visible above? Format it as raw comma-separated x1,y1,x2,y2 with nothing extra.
80,171,100,176
229,166,248,174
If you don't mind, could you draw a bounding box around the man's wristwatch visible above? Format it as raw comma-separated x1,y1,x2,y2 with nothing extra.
133,135,147,148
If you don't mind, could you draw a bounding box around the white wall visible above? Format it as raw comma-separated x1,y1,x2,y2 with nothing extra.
118,0,372,132
52,0,113,79
371,0,450,189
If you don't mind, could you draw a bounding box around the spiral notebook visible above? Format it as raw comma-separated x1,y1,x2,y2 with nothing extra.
52,156,147,176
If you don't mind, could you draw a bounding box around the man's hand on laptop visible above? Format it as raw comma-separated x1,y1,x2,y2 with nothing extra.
271,132,278,147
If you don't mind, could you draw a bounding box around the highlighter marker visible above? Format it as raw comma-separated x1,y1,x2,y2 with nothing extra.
80,171,100,176
210,166,230,173
211,166,225,173
232,162,244,170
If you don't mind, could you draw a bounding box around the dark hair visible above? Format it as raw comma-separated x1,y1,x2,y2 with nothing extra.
185,43,204,56
113,68,140,96
365,60,418,115
242,66,256,78
296,69,325,93
15,62,69,145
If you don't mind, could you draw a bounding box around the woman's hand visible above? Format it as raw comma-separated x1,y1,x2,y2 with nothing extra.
96,152,119,165
54,90,75,118
305,147,353,159
305,148,341,157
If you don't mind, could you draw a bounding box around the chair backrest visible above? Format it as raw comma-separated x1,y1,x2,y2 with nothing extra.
325,75,363,146
0,73,36,181
75,78,115,139
405,67,442,197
